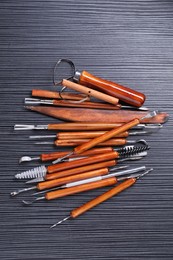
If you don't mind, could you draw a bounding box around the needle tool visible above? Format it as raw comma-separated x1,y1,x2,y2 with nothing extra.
21,166,147,205
50,168,153,228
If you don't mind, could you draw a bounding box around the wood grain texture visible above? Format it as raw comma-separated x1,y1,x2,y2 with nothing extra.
0,0,173,259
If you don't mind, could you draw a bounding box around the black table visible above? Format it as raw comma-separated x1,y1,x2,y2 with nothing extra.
0,1,173,259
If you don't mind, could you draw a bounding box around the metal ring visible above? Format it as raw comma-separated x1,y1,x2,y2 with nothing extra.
53,58,76,86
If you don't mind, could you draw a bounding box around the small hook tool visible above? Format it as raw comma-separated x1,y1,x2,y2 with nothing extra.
50,168,153,228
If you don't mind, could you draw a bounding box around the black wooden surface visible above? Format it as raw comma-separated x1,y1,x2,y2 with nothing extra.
0,0,173,259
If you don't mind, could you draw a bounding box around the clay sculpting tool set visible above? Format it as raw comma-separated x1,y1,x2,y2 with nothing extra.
11,59,168,228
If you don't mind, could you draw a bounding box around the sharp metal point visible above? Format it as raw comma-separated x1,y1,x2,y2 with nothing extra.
50,216,71,229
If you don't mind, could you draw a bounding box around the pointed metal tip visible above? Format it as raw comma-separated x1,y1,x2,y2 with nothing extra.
137,167,153,180
50,216,70,229
52,151,74,164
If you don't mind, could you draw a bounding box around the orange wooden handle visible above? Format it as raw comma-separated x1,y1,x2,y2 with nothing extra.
71,178,136,218
45,177,117,200
74,118,140,154
47,151,119,174
58,131,129,139
62,79,119,105
32,89,89,101
47,123,123,131
53,100,121,110
55,138,127,147
41,147,113,162
37,168,109,190
79,71,145,107
45,160,116,180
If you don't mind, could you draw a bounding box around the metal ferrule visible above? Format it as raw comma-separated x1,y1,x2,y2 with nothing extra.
73,71,81,82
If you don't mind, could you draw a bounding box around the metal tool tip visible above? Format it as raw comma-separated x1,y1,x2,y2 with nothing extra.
50,216,70,229
10,191,18,197
22,200,33,205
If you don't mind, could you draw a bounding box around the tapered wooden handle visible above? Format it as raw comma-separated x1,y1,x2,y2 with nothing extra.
71,178,136,218
32,89,89,100
47,123,123,130
58,131,129,139
47,151,119,174
62,79,119,105
45,177,117,200
53,100,121,110
55,138,127,147
27,106,168,124
45,160,116,180
37,168,109,190
41,147,113,162
74,118,140,154
79,71,145,107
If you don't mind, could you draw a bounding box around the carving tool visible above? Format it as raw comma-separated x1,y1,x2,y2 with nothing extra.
21,166,147,205
29,130,150,140
31,89,90,101
11,165,129,197
24,106,168,123
35,138,140,147
14,122,162,131
54,58,145,107
25,98,148,110
19,147,119,164
50,112,155,164
50,168,153,228
15,142,149,180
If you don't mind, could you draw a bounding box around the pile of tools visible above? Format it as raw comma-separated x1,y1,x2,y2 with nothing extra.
11,59,168,228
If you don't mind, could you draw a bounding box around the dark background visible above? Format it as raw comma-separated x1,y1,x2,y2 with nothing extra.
0,0,173,259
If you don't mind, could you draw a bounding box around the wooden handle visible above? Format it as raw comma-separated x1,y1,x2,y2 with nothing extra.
37,168,109,190
71,178,136,218
41,147,113,162
62,79,119,105
47,123,123,130
53,99,121,110
79,71,145,107
27,106,168,124
55,138,127,147
47,151,119,174
58,131,129,139
32,89,89,101
74,119,139,154
45,160,116,180
45,177,117,200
